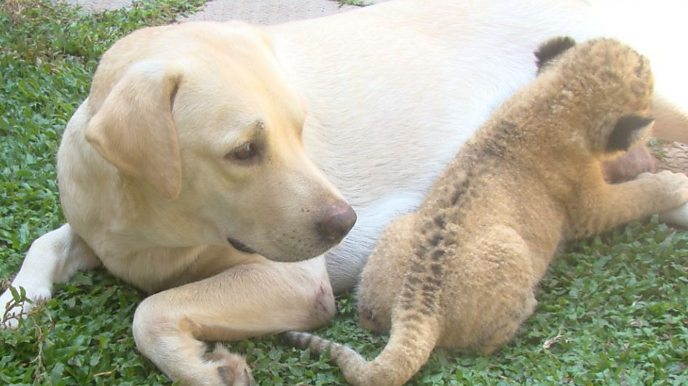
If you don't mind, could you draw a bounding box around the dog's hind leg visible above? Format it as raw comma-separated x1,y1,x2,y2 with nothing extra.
132,255,335,385
1,223,100,328
652,96,688,144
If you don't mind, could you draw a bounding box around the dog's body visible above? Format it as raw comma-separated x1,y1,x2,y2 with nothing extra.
271,0,604,290
284,38,688,386
3,0,688,384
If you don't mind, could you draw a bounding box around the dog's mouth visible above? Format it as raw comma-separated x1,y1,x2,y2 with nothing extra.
227,237,257,254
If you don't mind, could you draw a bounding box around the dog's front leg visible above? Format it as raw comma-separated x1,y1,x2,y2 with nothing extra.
1,223,101,328
132,255,335,385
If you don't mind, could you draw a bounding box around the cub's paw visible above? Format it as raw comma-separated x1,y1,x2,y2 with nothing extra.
638,171,688,206
659,202,688,229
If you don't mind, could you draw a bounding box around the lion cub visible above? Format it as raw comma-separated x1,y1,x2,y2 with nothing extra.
285,38,688,386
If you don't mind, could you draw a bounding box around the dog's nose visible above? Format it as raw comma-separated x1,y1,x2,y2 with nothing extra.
316,202,357,243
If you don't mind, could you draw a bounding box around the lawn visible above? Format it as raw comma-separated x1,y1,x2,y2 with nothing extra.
1,1,687,385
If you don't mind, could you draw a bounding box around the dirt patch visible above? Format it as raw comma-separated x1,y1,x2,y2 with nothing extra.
654,141,688,175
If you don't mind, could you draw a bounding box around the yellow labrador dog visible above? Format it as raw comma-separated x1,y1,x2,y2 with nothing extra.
2,0,688,384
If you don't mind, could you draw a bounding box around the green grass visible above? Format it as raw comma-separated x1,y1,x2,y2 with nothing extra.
333,0,370,7
1,1,687,385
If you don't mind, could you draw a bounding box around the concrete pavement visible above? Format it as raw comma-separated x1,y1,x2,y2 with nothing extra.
63,0,383,24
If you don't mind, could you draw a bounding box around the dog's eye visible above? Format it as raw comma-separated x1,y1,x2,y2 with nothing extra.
227,142,260,162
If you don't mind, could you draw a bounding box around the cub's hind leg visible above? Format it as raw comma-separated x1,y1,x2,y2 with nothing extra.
567,171,688,239
442,225,538,355
357,214,416,334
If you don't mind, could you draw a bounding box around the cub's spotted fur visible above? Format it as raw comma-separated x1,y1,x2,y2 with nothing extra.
285,38,688,386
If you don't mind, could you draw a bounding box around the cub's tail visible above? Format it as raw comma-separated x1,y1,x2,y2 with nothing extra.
284,306,440,386
286,211,446,385
282,330,367,376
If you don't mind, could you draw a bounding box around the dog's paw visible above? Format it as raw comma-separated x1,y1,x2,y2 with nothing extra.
0,285,51,329
205,345,255,386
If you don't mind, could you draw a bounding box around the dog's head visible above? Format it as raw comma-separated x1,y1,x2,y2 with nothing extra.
535,37,655,158
84,22,355,261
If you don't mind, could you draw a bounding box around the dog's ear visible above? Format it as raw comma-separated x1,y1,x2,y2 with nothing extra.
534,36,576,73
606,115,654,152
86,62,183,200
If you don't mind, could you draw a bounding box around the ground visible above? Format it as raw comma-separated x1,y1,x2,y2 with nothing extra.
63,0,381,22
656,141,688,175
1,1,687,385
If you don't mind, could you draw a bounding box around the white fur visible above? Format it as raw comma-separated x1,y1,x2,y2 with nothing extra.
0,224,100,327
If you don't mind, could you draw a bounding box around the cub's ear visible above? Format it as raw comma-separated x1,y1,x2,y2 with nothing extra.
534,36,576,73
86,62,183,200
606,115,655,152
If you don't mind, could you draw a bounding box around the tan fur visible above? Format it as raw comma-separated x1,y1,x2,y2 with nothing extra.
85,62,184,199
285,38,688,386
